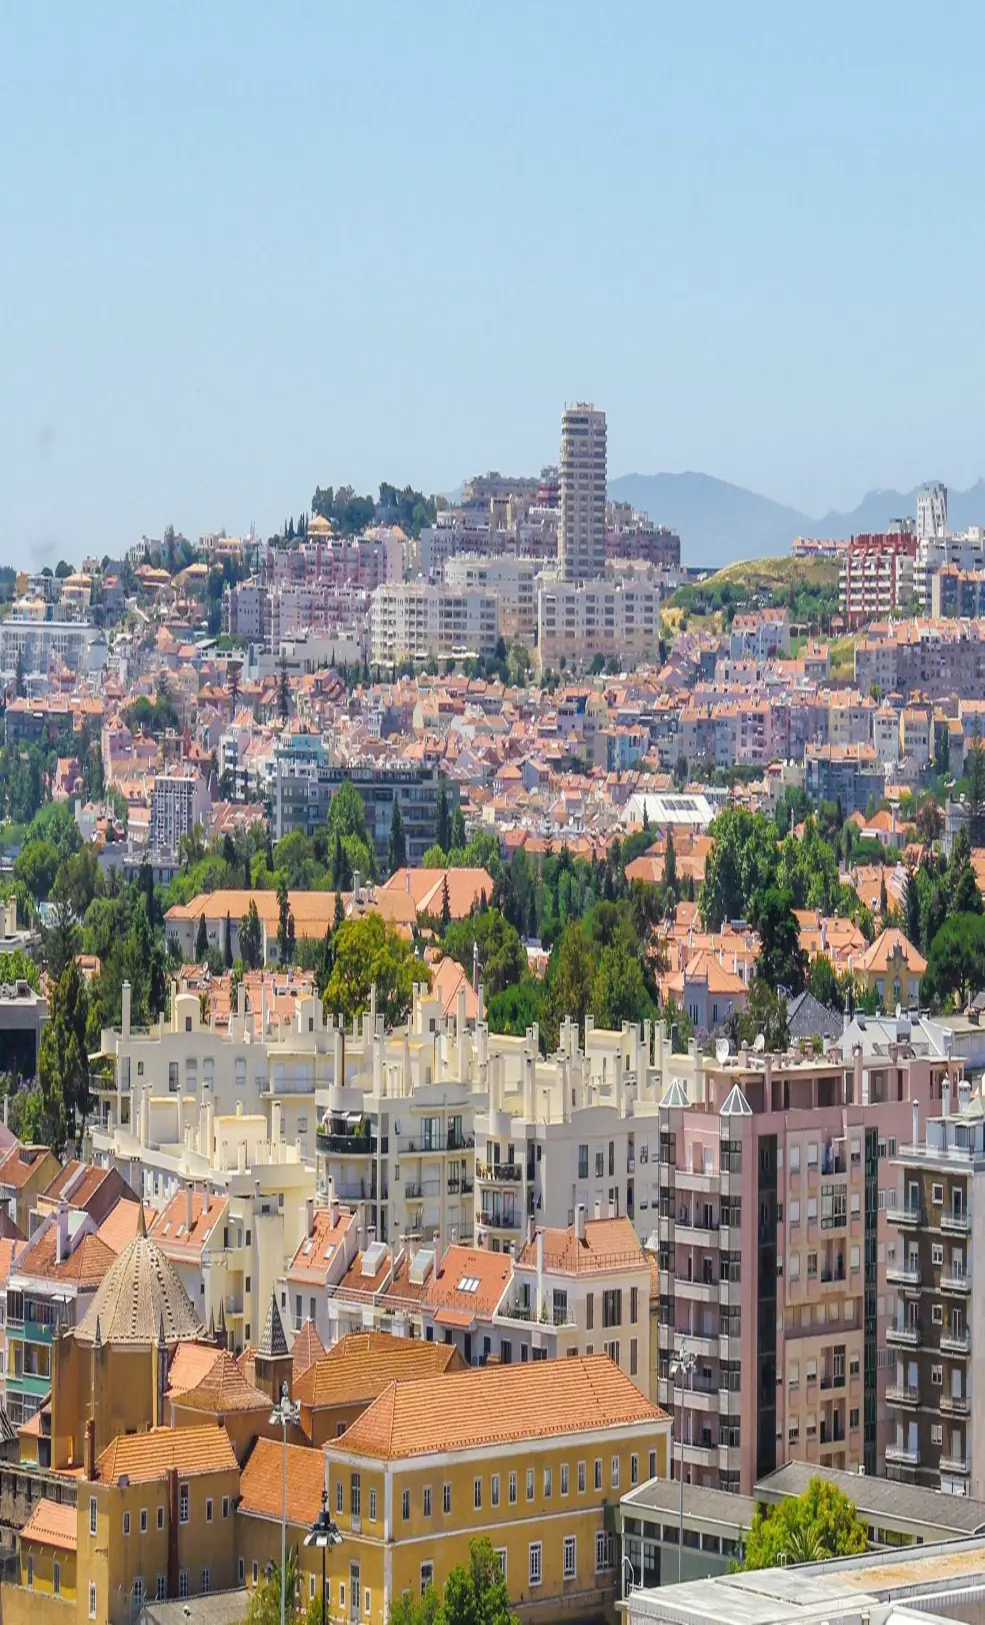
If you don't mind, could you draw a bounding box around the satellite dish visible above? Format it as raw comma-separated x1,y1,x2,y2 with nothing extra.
715,1038,730,1064
753,1033,766,1053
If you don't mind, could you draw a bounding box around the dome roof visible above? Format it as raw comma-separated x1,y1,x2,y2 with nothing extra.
75,1232,204,1346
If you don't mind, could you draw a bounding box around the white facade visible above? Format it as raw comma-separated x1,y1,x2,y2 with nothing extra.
369,582,499,666
442,554,538,639
559,403,607,582
0,620,106,678
150,768,212,854
917,481,948,542
537,576,660,669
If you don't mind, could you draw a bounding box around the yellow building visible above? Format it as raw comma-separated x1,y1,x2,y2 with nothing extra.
237,1438,328,1598
241,1354,669,1625
19,1497,76,1601
294,1331,464,1447
856,927,927,1011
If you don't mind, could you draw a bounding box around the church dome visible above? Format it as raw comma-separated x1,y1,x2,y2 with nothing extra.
75,1228,204,1346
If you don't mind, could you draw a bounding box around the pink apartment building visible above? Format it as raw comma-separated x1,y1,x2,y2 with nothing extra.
652,1036,958,1496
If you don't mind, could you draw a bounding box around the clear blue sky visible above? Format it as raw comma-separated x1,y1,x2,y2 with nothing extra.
3,1,985,563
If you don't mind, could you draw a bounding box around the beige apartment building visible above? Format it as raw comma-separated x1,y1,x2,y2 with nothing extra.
369,582,499,666
537,577,661,671
559,403,607,581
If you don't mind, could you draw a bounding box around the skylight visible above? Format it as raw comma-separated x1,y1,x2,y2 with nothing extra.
456,1275,480,1294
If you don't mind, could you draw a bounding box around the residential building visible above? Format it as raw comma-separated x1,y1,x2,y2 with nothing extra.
369,582,499,666
917,481,948,542
728,609,791,661
149,767,212,856
442,555,538,641
537,577,661,670
839,533,917,628
0,619,107,679
805,742,884,816
886,1077,982,1495
854,928,928,1012
293,1330,464,1445
272,742,458,867
559,403,607,582
0,1144,61,1236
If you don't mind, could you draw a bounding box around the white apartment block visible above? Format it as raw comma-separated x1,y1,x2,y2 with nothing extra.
150,767,212,854
559,403,607,582
369,581,499,666
442,554,538,640
916,482,948,542
0,619,107,679
537,577,661,670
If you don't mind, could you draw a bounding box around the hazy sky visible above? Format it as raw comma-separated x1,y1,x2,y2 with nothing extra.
3,1,985,563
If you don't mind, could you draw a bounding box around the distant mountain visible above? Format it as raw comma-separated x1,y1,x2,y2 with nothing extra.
609,472,985,568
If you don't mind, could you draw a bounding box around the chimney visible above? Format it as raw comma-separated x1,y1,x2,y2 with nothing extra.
405,868,411,894
121,979,132,1039
306,1197,315,1238
535,1228,544,1319
353,870,362,904
55,1201,69,1265
184,1182,193,1232
912,1100,920,1146
942,1078,951,1118
237,982,245,1020
83,1417,95,1481
330,1198,340,1229
575,1203,586,1241
6,898,16,938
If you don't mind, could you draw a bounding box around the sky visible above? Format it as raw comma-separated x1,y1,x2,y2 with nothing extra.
3,1,985,564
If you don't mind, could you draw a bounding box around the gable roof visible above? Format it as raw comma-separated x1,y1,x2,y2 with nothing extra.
337,1354,665,1460
294,1331,463,1410
95,1425,238,1485
291,1319,326,1379
21,1497,77,1551
171,1348,269,1416
239,1438,326,1528
515,1217,646,1275
422,1245,512,1324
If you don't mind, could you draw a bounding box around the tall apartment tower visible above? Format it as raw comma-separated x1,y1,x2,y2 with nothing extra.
559,403,607,581
916,482,948,542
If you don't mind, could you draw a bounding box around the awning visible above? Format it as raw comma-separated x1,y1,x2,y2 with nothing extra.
433,1307,474,1330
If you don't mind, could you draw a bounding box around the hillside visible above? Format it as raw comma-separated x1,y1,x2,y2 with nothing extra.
667,555,840,632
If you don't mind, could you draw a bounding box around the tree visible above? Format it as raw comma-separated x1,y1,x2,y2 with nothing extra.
14,649,25,699
663,830,678,901
278,656,290,722
248,1547,302,1625
742,1477,867,1570
450,804,466,852
922,913,985,1008
591,941,655,1029
699,809,777,930
673,751,688,791
807,954,840,1010
751,887,807,995
442,910,526,1000
326,780,376,880
240,900,263,971
905,868,921,948
195,912,208,959
440,874,451,931
25,960,90,1155
389,1540,516,1625
276,875,290,963
966,727,985,848
915,794,943,848
42,883,81,981
388,799,407,875
947,826,982,916
544,924,596,1048
286,911,296,965
223,911,233,969
435,777,451,855
731,972,790,1053
935,723,950,779
323,914,428,1030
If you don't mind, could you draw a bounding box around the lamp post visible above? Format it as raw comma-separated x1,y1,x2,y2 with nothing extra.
305,1489,343,1625
270,1381,301,1625
669,1343,696,1583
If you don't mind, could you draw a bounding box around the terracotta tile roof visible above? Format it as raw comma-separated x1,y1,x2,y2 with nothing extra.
150,1191,229,1258
335,1248,392,1297
17,1228,117,1289
167,1342,223,1396
861,926,927,976
0,1236,19,1286
97,1202,155,1256
239,1438,326,1528
42,1162,115,1210
0,1145,54,1190
171,1348,270,1415
21,1497,77,1551
96,1425,238,1485
337,1354,666,1460
287,1208,356,1284
421,1245,512,1323
515,1217,647,1275
380,867,494,919
294,1331,463,1410
291,1319,326,1379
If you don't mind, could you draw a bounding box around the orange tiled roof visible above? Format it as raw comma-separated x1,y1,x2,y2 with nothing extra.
239,1438,326,1528
167,1341,223,1396
21,1497,77,1551
337,1354,665,1460
291,1319,326,1379
287,1207,356,1284
421,1245,512,1321
97,1202,154,1256
150,1190,228,1257
96,1425,238,1485
515,1217,646,1275
171,1348,269,1415
294,1331,463,1410
861,926,927,976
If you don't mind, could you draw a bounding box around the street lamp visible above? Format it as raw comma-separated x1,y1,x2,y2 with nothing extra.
669,1343,696,1583
270,1381,302,1625
305,1489,343,1625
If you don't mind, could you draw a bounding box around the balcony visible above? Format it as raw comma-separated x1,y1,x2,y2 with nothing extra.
939,1392,970,1416
940,1330,971,1356
941,1209,971,1235
317,1132,376,1157
479,1212,520,1233
676,1218,720,1246
675,1275,718,1303
476,1161,523,1183
941,1271,970,1295
885,1443,920,1467
886,1263,921,1289
447,1131,475,1152
940,1454,971,1475
895,1202,922,1227
886,1384,920,1407
886,1323,921,1348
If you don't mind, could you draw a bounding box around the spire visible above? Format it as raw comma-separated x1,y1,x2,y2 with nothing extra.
258,1290,288,1358
158,1311,166,1349
209,1306,216,1341
93,1315,101,1349
137,1201,147,1240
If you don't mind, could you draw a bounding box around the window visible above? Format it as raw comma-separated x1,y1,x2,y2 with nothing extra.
89,1497,97,1536
369,1490,377,1522
179,1573,189,1600
474,1477,482,1510
124,1511,131,1537
630,1287,639,1324
529,1544,543,1587
492,1474,500,1507
595,1151,604,1178
596,1532,615,1572
543,1467,552,1497
579,1145,589,1179
402,1490,410,1521
365,1590,371,1616
594,1458,603,1491
253,1563,259,1586
442,1483,451,1514
508,1472,517,1505
237,1565,244,1590
351,1473,361,1517
222,1496,230,1519
140,1507,148,1533
604,1339,620,1364
563,1537,577,1580
423,1487,431,1518
611,1456,620,1489
179,1483,189,1523
310,1577,317,1601
933,1303,944,1323
494,1551,507,1580
202,1567,211,1595
89,1584,97,1620
631,1453,639,1485
561,1464,569,1496
206,1497,213,1523
420,1564,433,1597
603,1289,622,1327
932,1365,943,1386
578,1461,586,1493
586,1294,594,1331
526,1467,534,1501
630,1337,638,1376
933,1183,944,1204
649,1450,656,1479
53,1562,60,1596
932,1243,944,1265
850,1408,860,1429
337,1482,344,1515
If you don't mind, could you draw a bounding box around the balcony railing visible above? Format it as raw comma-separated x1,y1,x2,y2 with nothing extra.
895,1202,922,1226
886,1384,920,1406
476,1162,523,1183
940,1454,970,1474
941,1271,970,1294
885,1443,920,1466
887,1323,920,1347
941,1330,971,1355
317,1132,376,1156
939,1392,969,1415
886,1263,921,1288
941,1209,971,1234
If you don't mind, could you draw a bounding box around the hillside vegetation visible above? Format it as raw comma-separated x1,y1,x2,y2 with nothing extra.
668,554,840,631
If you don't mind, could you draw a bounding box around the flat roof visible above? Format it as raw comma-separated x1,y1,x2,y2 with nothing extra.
623,1477,756,1531
757,1461,985,1535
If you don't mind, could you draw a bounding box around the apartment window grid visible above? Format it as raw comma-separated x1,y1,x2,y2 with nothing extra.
508,1472,517,1506
529,1544,543,1587
563,1536,577,1580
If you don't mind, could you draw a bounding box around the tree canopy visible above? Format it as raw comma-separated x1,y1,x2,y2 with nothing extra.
323,914,428,1029
742,1477,867,1570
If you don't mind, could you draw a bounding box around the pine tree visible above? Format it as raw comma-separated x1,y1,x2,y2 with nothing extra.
663,830,677,897
286,912,296,965
435,777,451,853
388,799,407,874
450,804,466,852
276,876,290,963
334,890,345,933
441,874,451,931
223,911,233,969
195,913,208,959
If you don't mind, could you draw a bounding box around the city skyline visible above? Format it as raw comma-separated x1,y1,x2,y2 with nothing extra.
4,3,985,560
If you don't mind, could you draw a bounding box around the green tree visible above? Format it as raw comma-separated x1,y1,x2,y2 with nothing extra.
389,1540,516,1625
435,778,451,855
591,941,655,1029
663,830,677,899
13,839,61,902
442,910,526,1000
807,954,840,1009
544,924,596,1048
752,886,808,995
278,656,290,722
673,751,688,791
440,874,451,931
450,804,466,852
42,884,81,981
276,875,291,963
388,799,407,875
14,649,25,699
699,809,777,929
922,913,985,1008
935,722,950,778
326,780,376,880
323,914,429,1030
223,911,233,969
239,900,264,970
966,727,985,847
195,912,208,959
730,973,790,1053
904,868,922,948
742,1477,867,1570
25,959,90,1155
947,826,982,916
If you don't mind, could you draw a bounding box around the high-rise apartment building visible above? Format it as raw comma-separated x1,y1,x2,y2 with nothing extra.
559,403,607,582
916,482,948,542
